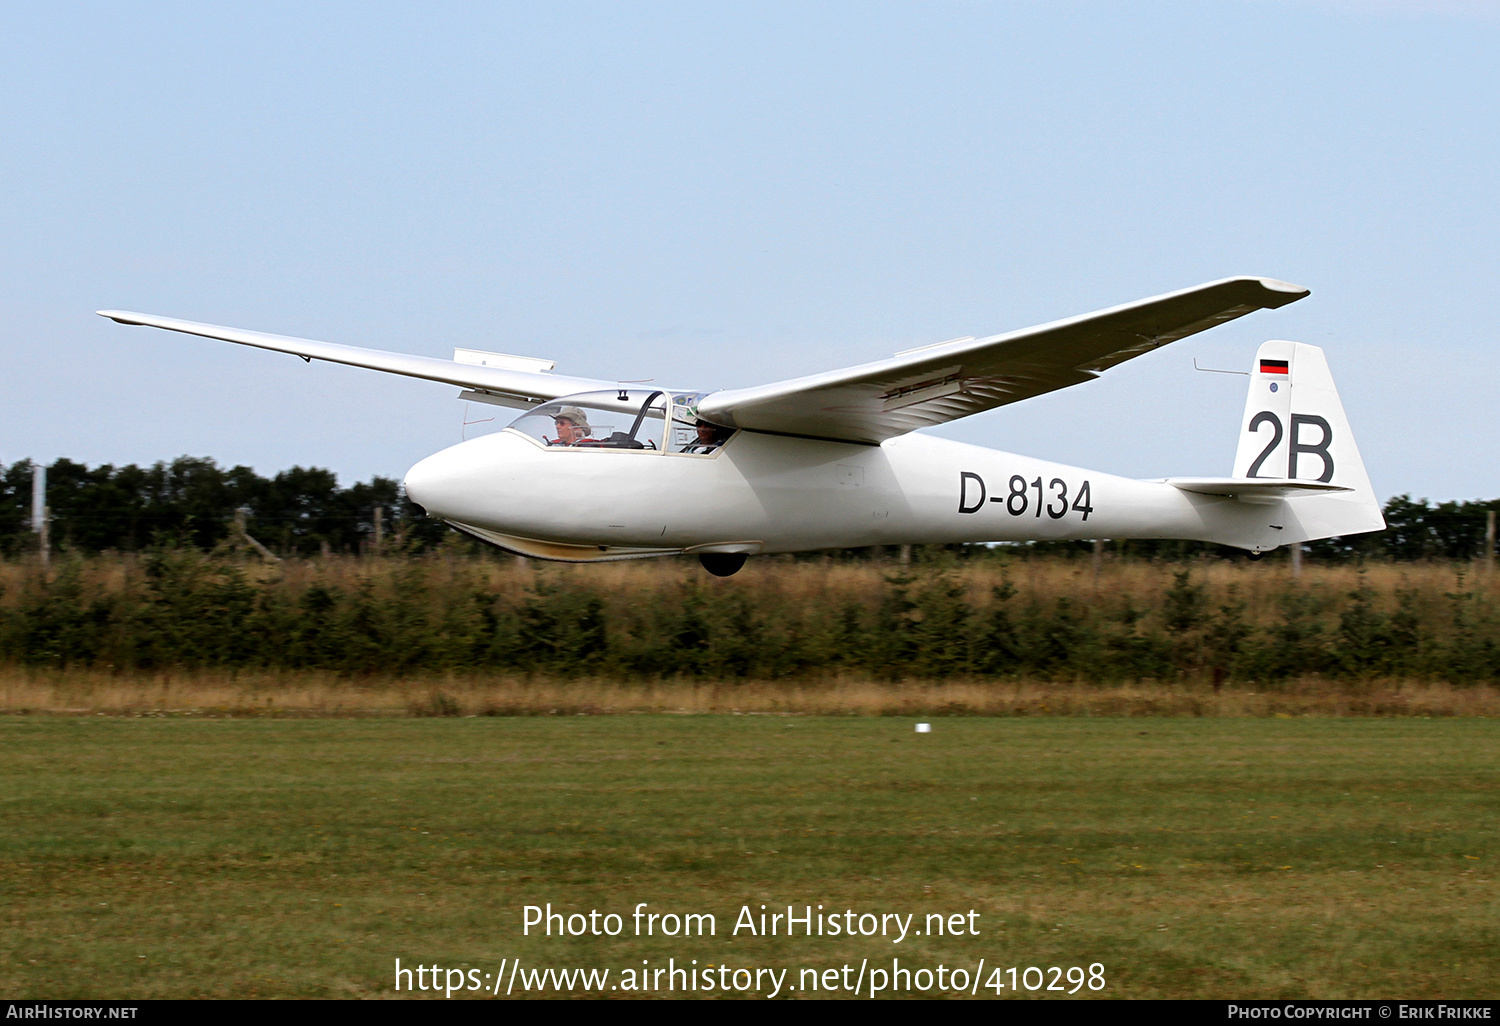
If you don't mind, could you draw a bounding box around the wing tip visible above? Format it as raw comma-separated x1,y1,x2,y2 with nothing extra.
97,309,146,325
1251,277,1310,306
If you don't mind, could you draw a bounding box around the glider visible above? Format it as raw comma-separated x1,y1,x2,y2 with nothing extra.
100,276,1384,575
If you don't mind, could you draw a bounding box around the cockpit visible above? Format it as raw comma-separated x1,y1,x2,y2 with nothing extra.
505,390,734,455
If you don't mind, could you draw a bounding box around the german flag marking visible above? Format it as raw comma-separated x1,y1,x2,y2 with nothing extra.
1259,359,1289,375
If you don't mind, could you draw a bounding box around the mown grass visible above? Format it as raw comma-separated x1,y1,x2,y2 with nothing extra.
2,716,1496,999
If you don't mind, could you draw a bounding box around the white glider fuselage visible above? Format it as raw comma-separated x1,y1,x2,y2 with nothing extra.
98,275,1385,572
403,428,1284,561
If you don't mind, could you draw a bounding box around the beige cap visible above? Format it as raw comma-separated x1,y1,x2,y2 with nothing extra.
553,406,590,428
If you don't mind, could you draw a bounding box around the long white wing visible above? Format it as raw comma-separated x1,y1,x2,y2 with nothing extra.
96,310,612,408
697,277,1308,444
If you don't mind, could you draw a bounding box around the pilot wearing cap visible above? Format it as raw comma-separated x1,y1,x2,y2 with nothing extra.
552,406,592,445
683,418,731,454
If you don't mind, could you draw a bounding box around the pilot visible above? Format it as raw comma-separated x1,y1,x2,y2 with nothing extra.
683,418,731,454
552,406,592,445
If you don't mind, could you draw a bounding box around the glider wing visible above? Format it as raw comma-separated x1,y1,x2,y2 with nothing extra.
96,310,610,409
696,276,1308,444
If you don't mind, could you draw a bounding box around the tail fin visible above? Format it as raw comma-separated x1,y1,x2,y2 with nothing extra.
1232,340,1384,543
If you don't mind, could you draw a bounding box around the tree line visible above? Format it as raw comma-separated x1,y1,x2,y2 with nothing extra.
0,457,445,557
0,456,1496,561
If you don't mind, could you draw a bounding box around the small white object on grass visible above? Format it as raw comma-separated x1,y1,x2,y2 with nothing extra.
915,722,932,733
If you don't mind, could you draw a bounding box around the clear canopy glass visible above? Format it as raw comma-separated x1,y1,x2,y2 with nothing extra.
505,390,735,454
506,390,669,451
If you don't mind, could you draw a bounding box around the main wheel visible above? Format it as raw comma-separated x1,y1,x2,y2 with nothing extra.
1246,551,1263,561
699,552,747,577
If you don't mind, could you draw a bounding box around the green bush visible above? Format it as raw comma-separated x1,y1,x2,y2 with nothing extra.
3,553,1497,685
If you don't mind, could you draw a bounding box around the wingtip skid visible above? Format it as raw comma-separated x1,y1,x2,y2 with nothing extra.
1251,278,1310,305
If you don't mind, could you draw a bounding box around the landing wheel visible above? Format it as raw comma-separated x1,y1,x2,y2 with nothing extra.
699,552,747,577
1246,551,1263,561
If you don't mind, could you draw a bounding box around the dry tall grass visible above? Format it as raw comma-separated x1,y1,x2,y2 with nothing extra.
6,666,1499,719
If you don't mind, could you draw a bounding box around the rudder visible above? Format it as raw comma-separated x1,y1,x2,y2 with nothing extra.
1232,340,1384,543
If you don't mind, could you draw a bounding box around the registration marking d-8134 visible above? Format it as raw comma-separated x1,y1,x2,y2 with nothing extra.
958,472,1094,521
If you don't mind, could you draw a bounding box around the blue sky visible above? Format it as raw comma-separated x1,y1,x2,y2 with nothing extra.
2,1,1497,500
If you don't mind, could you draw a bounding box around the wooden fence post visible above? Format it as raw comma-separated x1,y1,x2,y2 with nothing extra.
1487,510,1496,578
32,461,48,571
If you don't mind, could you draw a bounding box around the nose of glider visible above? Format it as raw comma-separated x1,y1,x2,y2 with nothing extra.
405,430,546,535
404,438,500,522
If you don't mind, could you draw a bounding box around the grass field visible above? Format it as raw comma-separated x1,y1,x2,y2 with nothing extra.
2,716,1496,999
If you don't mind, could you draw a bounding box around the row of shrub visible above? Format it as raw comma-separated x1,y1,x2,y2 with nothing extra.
2,552,1496,683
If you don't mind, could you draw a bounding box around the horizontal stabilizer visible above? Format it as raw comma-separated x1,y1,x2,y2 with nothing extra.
1165,477,1352,500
